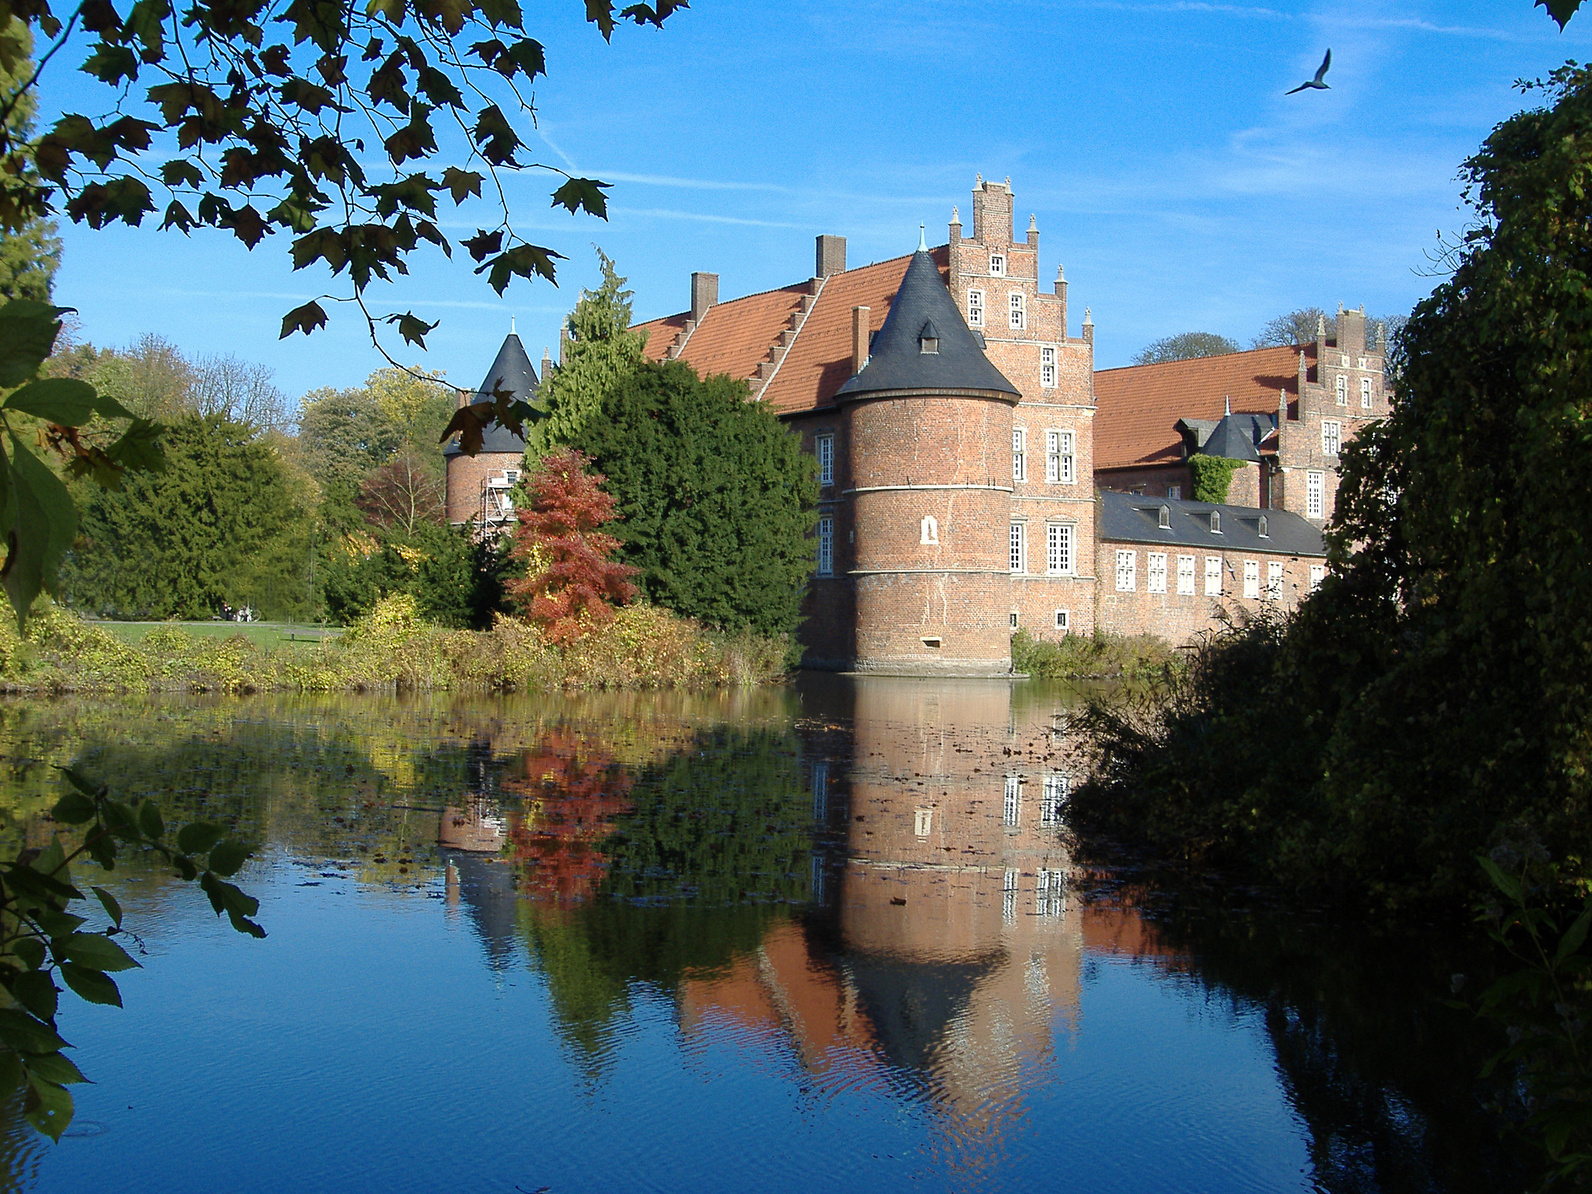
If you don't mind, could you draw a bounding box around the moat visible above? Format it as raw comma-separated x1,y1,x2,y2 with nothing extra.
0,679,1519,1192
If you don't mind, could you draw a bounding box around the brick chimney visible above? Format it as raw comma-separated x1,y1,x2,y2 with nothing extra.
852,306,870,375
691,272,718,323
816,235,846,278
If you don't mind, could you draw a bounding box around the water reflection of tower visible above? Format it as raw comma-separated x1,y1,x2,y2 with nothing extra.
834,676,1081,1147
437,736,520,970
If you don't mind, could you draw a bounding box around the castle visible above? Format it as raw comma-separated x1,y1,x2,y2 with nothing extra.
445,178,1389,675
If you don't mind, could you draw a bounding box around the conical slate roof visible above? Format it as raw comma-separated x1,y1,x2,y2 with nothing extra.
834,249,1019,402
1199,412,1262,462
444,332,538,457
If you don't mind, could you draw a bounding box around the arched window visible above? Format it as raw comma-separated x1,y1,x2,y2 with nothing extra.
1211,510,1222,534
1258,515,1268,538
1158,505,1171,530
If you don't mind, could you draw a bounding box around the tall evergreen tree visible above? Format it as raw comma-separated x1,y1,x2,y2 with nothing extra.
0,21,58,302
528,249,648,455
570,360,817,638
61,414,314,619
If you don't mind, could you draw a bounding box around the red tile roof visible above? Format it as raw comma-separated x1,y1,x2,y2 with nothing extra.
629,247,948,416
1092,344,1315,470
762,248,945,415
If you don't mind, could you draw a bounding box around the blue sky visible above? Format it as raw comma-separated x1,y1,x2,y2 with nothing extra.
38,0,1592,400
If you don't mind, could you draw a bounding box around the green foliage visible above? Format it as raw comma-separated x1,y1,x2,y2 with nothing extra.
1011,628,1179,682
0,767,259,1138
569,360,818,638
321,521,508,630
295,368,453,493
0,2,687,355
1186,453,1246,503
1132,331,1240,365
1471,849,1592,1185
61,413,315,621
0,23,57,305
528,248,648,455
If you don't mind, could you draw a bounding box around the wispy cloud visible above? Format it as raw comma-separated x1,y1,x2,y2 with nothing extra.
609,206,810,229
591,170,793,194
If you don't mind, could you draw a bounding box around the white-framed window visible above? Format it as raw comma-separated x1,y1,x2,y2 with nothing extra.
815,434,834,487
1243,559,1260,599
1176,555,1196,595
921,515,938,544
1147,552,1168,593
1361,377,1373,409
990,253,1006,276
1010,523,1026,573
1167,485,1181,500
1322,420,1342,456
1009,292,1025,330
1336,375,1347,405
1210,510,1221,534
914,807,932,837
968,289,985,328
1309,563,1326,592
1012,428,1026,482
1003,867,1018,922
1003,775,1021,827
1054,608,1070,630
1266,560,1283,600
1115,549,1136,592
1041,773,1068,825
1040,345,1056,388
1205,556,1223,596
1009,610,1019,629
504,469,520,483
1045,430,1075,484
1046,523,1073,575
1306,470,1325,519
816,516,834,576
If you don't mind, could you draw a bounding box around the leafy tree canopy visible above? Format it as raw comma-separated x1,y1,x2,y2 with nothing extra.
294,365,450,492
0,21,56,303
569,360,817,639
0,0,686,364
1132,331,1240,365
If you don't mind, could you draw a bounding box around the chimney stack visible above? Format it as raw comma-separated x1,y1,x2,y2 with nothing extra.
816,235,847,278
852,306,870,375
691,272,718,324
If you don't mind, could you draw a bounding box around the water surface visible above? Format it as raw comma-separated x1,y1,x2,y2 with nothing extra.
0,680,1515,1192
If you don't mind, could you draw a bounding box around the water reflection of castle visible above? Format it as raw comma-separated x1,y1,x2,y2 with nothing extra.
434,677,1112,1146
681,677,1084,1142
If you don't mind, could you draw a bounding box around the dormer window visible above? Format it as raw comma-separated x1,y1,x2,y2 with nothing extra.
918,319,940,354
990,253,1006,276
1158,505,1170,530
1211,510,1222,534
1258,515,1268,538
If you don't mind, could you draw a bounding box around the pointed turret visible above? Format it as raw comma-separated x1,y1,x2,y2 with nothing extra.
445,333,538,457
834,248,1019,403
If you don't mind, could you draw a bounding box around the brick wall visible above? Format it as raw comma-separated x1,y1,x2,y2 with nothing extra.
445,450,522,525
1093,540,1322,641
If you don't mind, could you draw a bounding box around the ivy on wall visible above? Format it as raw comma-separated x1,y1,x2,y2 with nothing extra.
1187,454,1247,504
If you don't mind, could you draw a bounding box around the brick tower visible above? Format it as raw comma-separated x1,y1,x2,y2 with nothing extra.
443,332,536,530
833,239,1021,675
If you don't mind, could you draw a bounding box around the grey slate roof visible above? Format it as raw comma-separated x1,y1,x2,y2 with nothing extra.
1198,412,1274,461
1098,490,1326,556
443,332,538,457
835,249,1019,402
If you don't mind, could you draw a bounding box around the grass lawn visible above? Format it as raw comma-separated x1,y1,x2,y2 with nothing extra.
89,621,344,650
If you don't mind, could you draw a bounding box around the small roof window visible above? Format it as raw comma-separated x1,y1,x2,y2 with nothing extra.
1158,505,1170,530
1210,510,1222,534
918,319,941,355
1258,515,1269,538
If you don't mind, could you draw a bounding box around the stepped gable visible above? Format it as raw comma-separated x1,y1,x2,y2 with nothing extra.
636,285,809,379
834,248,1019,403
1093,344,1311,469
444,332,537,456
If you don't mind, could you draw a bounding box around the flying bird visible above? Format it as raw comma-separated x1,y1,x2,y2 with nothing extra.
1286,48,1332,94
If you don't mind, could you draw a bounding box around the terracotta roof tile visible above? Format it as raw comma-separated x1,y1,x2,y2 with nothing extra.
1093,344,1316,470
762,248,947,415
636,312,689,362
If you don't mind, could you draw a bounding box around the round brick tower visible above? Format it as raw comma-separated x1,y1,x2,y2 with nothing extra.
834,244,1020,675
443,332,536,529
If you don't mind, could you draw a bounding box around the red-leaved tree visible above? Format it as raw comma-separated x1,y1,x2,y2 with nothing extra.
507,448,639,643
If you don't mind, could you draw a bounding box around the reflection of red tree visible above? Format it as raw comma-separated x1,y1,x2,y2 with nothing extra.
503,730,633,904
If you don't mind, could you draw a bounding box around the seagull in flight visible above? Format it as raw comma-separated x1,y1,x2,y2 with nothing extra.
1286,48,1332,94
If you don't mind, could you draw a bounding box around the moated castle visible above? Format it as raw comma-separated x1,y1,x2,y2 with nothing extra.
445,178,1389,675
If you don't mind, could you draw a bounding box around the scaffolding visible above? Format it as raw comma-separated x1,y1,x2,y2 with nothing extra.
478,467,521,531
